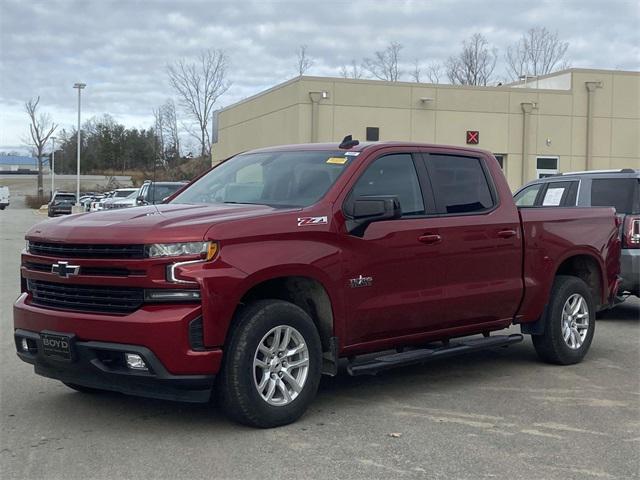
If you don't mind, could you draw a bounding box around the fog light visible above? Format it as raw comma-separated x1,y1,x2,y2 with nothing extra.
21,338,29,352
125,353,148,370
144,289,201,302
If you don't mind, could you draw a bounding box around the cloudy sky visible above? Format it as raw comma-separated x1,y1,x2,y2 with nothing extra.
1,0,638,152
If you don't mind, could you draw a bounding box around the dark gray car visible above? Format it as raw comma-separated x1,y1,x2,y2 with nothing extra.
514,169,640,298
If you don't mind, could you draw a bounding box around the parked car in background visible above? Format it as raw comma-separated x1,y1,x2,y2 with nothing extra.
102,188,138,210
109,190,140,209
78,193,96,210
0,186,10,210
90,192,112,212
135,181,188,206
47,192,76,217
514,169,639,298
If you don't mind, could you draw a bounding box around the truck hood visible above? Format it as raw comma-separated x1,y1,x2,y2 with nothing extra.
27,203,294,245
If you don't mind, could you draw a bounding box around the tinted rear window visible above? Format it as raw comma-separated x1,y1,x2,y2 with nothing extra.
428,155,494,214
590,178,639,214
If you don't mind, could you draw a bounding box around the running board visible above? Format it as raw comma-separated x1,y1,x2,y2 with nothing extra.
346,334,524,376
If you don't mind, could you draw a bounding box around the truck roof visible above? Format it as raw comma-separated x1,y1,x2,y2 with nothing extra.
246,141,493,157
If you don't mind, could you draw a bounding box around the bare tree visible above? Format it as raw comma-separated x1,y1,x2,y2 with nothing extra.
362,41,403,81
446,33,497,86
296,45,314,76
153,100,180,167
505,27,569,80
167,49,230,158
25,97,57,198
410,59,421,83
339,59,363,79
425,62,442,84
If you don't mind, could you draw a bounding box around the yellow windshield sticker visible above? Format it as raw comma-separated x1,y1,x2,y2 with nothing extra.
326,157,348,165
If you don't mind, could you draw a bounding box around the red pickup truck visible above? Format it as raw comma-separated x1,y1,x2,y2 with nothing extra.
14,139,621,427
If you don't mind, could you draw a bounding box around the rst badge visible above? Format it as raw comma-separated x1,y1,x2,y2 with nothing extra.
297,216,328,227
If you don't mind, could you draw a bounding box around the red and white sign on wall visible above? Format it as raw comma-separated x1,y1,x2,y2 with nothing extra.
466,130,479,144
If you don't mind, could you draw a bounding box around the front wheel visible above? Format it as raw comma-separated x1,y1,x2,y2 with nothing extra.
218,299,322,428
532,275,595,365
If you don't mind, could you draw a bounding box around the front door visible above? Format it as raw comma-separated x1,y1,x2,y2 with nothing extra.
342,152,446,346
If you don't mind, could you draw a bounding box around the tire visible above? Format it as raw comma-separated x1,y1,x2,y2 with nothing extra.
532,275,595,365
218,299,322,428
62,382,104,394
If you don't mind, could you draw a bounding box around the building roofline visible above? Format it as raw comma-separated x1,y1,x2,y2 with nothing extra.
503,67,640,86
216,67,639,116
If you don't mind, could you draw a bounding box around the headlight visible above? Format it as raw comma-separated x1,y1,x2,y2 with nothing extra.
25,240,31,253
145,241,217,259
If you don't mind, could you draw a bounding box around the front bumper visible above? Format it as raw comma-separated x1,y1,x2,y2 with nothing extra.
13,293,223,402
15,329,215,402
620,248,640,296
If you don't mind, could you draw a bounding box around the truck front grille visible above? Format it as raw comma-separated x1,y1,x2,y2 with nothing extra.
27,279,144,314
29,242,145,259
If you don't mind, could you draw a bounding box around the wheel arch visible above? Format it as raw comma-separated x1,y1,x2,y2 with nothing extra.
229,271,338,353
554,253,606,309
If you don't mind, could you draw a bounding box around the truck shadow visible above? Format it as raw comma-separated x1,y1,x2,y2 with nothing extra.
597,299,640,321
25,341,542,432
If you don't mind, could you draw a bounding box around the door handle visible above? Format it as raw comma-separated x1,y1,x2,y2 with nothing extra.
497,229,517,239
418,234,442,244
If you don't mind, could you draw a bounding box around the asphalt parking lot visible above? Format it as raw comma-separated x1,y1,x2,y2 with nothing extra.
1,205,639,480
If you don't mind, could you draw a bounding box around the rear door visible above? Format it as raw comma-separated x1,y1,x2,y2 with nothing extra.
420,151,523,329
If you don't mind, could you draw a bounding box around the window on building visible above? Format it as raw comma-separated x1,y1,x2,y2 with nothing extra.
351,154,424,216
366,127,380,141
493,154,505,170
427,155,495,214
536,157,559,178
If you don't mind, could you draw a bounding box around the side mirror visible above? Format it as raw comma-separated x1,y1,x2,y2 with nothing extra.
136,195,146,206
344,195,402,236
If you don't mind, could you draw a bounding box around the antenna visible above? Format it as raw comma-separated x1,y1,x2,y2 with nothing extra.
339,135,359,149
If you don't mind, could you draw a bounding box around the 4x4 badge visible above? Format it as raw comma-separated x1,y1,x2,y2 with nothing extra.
350,275,373,288
51,261,80,278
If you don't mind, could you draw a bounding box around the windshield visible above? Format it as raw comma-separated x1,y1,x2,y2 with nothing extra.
171,150,354,207
55,195,75,202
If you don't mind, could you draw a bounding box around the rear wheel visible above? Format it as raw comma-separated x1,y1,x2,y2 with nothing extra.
532,275,595,365
218,299,322,428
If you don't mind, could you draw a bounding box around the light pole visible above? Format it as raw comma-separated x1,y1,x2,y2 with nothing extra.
50,136,56,199
73,82,86,210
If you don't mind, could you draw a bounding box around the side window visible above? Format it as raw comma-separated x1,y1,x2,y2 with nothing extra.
541,181,578,206
590,178,638,214
427,155,495,214
351,154,425,216
514,184,543,206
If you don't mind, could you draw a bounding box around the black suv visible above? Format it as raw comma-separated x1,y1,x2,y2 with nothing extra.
47,192,76,217
514,169,639,298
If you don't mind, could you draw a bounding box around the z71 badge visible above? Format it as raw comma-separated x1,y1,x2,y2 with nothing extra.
297,216,328,226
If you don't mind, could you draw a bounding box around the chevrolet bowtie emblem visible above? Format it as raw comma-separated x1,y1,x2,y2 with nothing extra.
51,261,80,278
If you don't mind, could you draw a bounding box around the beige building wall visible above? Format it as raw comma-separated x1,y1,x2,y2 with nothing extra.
213,68,640,189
